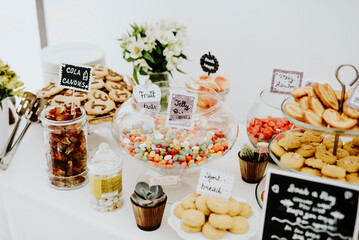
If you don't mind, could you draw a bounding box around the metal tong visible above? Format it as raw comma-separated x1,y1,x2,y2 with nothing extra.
0,93,47,170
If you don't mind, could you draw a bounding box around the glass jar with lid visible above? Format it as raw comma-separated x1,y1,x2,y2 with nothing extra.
88,143,123,212
40,104,88,190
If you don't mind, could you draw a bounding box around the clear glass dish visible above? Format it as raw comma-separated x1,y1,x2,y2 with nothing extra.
112,81,239,176
282,97,359,137
255,175,266,209
247,88,294,148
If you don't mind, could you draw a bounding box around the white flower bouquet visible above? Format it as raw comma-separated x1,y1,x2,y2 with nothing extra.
0,60,24,109
118,19,188,84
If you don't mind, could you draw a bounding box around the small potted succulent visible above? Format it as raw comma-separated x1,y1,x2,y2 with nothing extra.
130,181,167,231
238,144,269,183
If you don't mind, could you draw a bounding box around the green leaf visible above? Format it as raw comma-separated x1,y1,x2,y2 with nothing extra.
139,68,147,76
179,53,187,60
133,65,139,84
176,67,186,74
126,57,136,62
155,46,162,55
143,52,155,64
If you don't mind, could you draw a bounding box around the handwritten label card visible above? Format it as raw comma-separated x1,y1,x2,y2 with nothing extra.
133,84,161,116
346,84,359,111
196,168,234,201
59,63,92,92
271,69,303,94
166,89,198,130
260,169,359,240
150,176,178,186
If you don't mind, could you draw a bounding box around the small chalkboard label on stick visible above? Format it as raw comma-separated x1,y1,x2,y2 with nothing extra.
260,169,359,240
346,84,359,111
271,69,303,94
59,63,92,92
200,52,219,75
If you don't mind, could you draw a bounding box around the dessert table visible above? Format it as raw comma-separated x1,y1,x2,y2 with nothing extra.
0,121,272,240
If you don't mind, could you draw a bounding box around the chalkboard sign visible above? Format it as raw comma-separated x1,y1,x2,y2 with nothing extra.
200,52,219,75
260,169,359,240
59,63,92,92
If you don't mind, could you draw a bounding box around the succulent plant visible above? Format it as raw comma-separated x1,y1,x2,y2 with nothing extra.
131,182,166,207
239,144,255,159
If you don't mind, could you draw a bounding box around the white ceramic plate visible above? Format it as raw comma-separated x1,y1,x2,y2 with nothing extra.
168,196,260,240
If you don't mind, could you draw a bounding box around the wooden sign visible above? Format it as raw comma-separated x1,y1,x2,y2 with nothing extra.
260,169,359,240
200,52,219,75
59,63,92,92
195,167,234,201
271,69,303,94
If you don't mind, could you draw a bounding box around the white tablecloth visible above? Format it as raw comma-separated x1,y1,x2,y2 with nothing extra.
0,122,270,240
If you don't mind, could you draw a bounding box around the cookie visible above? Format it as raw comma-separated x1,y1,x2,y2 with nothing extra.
308,96,325,116
315,149,337,165
280,153,304,170
346,173,359,183
328,148,350,159
300,167,322,177
291,86,314,99
37,82,64,98
284,131,303,139
304,158,326,169
322,175,346,182
304,110,325,127
181,222,202,233
207,196,230,214
208,213,233,230
202,222,226,240
238,202,252,218
91,76,105,89
229,216,249,234
299,96,309,111
84,99,115,115
352,137,359,147
294,144,316,158
174,203,186,219
106,68,123,81
64,89,88,102
182,193,199,209
312,82,339,110
195,195,210,216
321,165,346,179
312,143,326,151
336,156,359,173
105,80,127,91
343,101,359,119
50,95,81,107
284,103,304,121
90,64,108,77
181,209,205,227
109,89,132,102
343,141,359,156
269,139,287,157
228,198,242,217
278,137,301,149
323,109,357,129
323,135,343,149
88,89,111,101
300,131,323,143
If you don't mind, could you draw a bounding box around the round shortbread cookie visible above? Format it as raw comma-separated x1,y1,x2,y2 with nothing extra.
207,196,230,214
238,202,252,218
315,149,337,165
174,203,186,219
202,222,226,240
336,156,359,173
229,216,249,234
181,222,202,233
280,153,304,170
182,193,199,209
181,209,205,227
343,141,359,156
323,135,343,149
295,144,316,158
228,198,242,217
270,140,287,157
208,213,233,230
321,165,346,179
195,195,210,216
305,158,326,170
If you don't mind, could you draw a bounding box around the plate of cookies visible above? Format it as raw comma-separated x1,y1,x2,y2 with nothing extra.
282,83,359,137
36,64,134,125
269,128,359,184
168,193,260,240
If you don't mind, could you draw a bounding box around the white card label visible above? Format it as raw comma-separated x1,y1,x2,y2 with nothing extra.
133,84,161,116
166,89,198,130
270,69,303,94
196,168,234,201
149,176,178,186
59,63,92,92
346,84,359,111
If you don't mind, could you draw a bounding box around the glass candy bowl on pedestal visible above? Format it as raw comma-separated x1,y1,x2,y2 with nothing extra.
112,81,238,201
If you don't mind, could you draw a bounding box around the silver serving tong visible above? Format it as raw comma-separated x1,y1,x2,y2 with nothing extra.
0,97,47,170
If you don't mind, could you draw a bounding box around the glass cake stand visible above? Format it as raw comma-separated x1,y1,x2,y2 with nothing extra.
112,81,239,202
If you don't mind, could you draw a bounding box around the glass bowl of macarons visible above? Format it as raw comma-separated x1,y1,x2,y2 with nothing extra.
268,128,359,184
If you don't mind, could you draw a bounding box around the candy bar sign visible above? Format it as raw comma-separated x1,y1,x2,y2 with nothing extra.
59,63,92,92
196,168,234,201
133,84,161,116
260,169,359,240
271,69,303,94
166,89,197,129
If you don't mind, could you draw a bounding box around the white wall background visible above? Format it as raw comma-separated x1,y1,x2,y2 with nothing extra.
1,0,359,120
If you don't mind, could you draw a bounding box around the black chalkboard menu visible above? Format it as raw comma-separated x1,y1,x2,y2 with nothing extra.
260,169,359,240
59,63,92,92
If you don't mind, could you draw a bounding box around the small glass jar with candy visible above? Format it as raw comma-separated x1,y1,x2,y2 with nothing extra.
41,104,88,190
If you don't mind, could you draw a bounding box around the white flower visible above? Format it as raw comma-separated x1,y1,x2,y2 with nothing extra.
143,36,156,52
135,59,152,73
127,38,145,59
155,30,175,45
166,56,182,71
